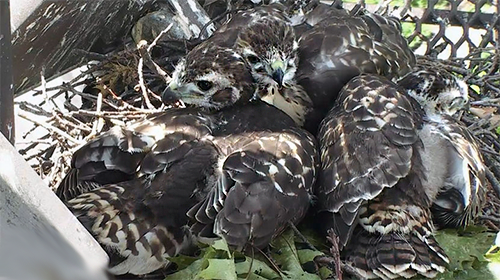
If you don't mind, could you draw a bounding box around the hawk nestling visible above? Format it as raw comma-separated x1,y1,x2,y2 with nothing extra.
163,43,319,250
61,109,218,275
256,4,416,133
316,74,448,279
316,69,486,278
208,4,299,87
398,67,486,229
205,4,315,126
61,43,318,275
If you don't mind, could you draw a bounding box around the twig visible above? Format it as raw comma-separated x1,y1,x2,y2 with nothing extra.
326,230,342,280
88,92,104,139
485,164,500,198
138,22,174,84
18,112,83,145
288,222,319,251
137,41,156,110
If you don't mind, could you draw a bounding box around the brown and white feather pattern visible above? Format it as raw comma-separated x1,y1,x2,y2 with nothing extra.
397,67,486,228
63,109,220,275
316,75,449,279
57,110,216,201
296,8,416,132
187,103,319,250
68,183,196,275
425,116,486,228
164,36,318,251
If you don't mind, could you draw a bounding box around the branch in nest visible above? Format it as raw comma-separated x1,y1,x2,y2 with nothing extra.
484,155,500,198
135,23,174,109
18,112,83,146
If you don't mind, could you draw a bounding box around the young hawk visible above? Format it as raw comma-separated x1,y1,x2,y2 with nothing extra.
256,4,416,133
316,70,485,279
163,43,319,251
398,67,486,229
194,4,315,126
59,43,318,276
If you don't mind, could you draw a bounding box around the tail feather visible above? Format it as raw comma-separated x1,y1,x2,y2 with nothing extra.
343,205,449,279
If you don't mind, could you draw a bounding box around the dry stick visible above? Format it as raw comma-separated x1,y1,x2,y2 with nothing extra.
484,159,500,198
88,92,104,139
102,86,141,111
16,101,52,117
25,142,60,162
18,112,82,145
136,25,174,107
137,44,156,110
137,42,172,84
53,111,93,133
288,222,318,252
69,109,157,119
295,224,364,280
326,230,342,280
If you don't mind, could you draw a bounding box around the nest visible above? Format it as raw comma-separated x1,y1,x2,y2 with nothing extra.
15,7,500,233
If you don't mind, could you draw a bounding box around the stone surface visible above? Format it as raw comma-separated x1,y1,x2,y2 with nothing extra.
0,134,109,280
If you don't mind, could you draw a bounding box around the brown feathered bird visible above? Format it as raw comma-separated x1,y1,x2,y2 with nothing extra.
163,42,318,250
58,43,318,276
60,109,217,275
397,67,486,229
255,3,416,133
316,74,447,279
316,68,486,279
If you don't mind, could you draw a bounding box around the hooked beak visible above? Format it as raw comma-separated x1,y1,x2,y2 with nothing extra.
271,60,285,86
162,83,181,106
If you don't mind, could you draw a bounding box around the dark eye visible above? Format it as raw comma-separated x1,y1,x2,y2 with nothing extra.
196,80,213,91
247,54,260,64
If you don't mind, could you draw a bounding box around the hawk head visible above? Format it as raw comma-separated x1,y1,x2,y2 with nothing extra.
236,19,299,87
162,44,255,111
398,68,469,116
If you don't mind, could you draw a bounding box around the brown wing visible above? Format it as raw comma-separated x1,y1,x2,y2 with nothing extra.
296,11,415,132
57,109,214,201
317,75,450,278
67,110,219,275
189,129,317,249
188,103,318,249
316,74,422,247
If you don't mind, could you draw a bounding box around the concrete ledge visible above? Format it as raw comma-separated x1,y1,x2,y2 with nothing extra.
0,134,109,280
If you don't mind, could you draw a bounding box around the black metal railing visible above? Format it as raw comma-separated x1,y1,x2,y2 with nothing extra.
0,0,15,144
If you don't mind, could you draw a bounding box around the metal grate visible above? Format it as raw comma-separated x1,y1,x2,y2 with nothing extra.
343,0,499,59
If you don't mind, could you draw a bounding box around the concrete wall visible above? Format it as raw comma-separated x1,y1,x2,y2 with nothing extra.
0,134,109,280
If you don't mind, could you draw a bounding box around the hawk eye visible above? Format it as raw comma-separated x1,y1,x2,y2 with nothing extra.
196,80,213,91
247,54,260,64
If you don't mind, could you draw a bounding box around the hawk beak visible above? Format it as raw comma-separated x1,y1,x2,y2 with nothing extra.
162,84,181,106
271,60,285,86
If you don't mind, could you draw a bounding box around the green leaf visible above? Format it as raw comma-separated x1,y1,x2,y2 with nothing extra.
271,230,322,280
212,238,232,258
409,229,499,280
165,259,205,280
168,255,199,270
234,256,281,279
297,249,323,264
435,229,495,270
198,259,238,280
